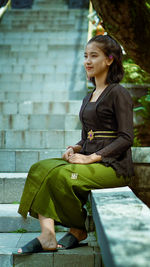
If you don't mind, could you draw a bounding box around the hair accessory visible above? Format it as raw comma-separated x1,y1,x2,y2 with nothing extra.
109,55,113,59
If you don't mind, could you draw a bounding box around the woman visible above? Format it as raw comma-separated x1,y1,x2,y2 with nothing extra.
16,35,134,254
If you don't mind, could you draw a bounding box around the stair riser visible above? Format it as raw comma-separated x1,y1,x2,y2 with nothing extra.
0,91,86,101
1,19,87,26
0,130,81,149
0,24,88,32
5,10,88,17
0,114,81,130
0,76,86,86
0,44,85,53
0,101,82,115
0,204,94,232
0,150,64,172
0,178,26,204
0,56,85,65
0,37,87,46
0,65,85,75
0,31,87,39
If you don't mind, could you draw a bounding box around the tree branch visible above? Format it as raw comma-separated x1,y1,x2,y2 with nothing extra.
91,0,150,73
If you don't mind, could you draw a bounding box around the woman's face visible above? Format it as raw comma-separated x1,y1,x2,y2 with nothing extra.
84,41,112,79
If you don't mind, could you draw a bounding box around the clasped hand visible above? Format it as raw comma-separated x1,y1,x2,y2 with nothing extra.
62,147,101,164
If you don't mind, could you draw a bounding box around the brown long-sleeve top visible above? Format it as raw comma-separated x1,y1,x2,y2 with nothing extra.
76,83,134,178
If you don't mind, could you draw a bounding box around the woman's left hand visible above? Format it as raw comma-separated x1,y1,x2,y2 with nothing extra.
68,153,101,164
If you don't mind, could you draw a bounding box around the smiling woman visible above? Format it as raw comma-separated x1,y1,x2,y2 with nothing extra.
14,35,134,255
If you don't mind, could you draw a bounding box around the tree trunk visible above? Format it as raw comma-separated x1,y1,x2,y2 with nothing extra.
91,0,150,74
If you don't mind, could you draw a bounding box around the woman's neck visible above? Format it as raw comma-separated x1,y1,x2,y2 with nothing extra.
95,77,108,91
95,72,108,91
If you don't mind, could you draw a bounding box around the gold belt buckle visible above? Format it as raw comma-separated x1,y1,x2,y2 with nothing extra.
88,130,94,141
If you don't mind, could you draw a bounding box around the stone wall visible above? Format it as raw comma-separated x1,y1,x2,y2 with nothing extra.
131,147,150,207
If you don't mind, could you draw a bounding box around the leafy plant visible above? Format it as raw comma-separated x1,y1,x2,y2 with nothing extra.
133,90,150,146
133,128,141,147
122,58,150,84
134,91,150,123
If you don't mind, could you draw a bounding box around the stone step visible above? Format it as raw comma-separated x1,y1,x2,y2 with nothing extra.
0,44,85,54
0,144,149,173
0,150,65,173
0,129,81,149
0,50,85,62
0,35,87,45
0,91,71,101
0,204,68,231
0,149,65,172
0,232,100,267
0,203,94,233
0,204,41,231
0,63,85,74
0,23,87,32
0,114,81,130
0,31,87,40
1,18,87,27
0,90,86,101
0,80,85,91
4,9,88,17
1,17,87,25
0,53,84,63
0,43,85,52
0,100,82,115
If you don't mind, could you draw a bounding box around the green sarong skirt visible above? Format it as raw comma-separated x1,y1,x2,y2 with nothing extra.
18,158,129,229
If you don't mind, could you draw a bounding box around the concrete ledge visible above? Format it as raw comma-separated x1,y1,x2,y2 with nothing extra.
91,186,150,267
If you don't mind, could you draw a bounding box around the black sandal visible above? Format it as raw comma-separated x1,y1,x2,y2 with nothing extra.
57,232,79,249
13,238,57,255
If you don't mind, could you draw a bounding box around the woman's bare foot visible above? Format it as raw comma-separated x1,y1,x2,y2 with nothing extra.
38,230,57,250
17,230,57,253
57,228,87,248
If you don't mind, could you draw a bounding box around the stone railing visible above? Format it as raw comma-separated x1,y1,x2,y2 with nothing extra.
90,146,150,266
91,186,150,267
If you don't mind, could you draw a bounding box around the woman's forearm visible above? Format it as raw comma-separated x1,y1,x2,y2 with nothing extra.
88,153,102,163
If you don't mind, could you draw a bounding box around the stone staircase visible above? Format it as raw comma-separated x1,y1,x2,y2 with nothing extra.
0,0,102,266
0,0,88,172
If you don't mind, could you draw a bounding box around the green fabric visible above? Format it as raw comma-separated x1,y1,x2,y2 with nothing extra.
18,158,129,229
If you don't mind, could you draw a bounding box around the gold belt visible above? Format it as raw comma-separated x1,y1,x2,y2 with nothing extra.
87,130,117,141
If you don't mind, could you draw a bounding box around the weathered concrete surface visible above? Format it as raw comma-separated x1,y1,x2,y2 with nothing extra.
0,232,101,267
0,173,26,203
91,186,150,267
130,147,150,207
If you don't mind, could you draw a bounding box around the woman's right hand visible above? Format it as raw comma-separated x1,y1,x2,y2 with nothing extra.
62,147,74,161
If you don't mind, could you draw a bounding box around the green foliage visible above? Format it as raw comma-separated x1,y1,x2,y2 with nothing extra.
146,0,150,9
12,228,27,233
133,128,141,147
133,90,150,146
86,200,92,215
134,91,150,123
122,58,150,84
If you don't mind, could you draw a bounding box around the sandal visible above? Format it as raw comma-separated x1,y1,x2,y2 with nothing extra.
57,232,79,249
13,238,57,255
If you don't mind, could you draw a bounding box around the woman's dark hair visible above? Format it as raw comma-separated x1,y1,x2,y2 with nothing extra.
87,35,124,85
